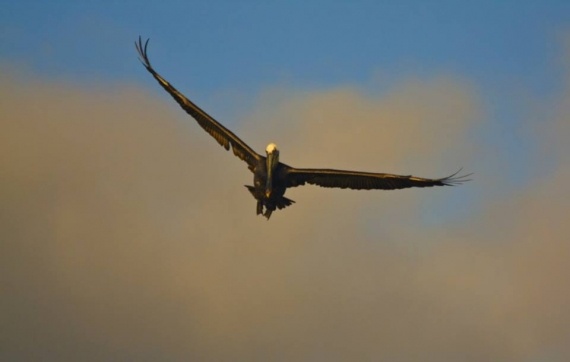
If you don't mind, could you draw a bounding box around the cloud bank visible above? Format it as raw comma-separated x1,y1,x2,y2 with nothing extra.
1,67,568,361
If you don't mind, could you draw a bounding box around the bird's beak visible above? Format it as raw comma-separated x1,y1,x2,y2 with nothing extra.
265,155,273,198
265,151,278,198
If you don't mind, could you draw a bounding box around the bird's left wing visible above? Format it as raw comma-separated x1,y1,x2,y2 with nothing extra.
283,167,470,190
135,37,262,170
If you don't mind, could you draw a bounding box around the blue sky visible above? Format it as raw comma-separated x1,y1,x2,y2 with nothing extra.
2,1,567,92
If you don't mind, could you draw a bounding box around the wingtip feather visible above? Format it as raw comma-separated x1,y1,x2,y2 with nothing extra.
440,168,473,186
135,36,152,68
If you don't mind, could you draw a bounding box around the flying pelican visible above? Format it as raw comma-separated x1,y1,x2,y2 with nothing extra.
135,37,470,219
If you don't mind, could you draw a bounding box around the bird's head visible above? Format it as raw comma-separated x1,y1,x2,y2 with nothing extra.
266,143,279,156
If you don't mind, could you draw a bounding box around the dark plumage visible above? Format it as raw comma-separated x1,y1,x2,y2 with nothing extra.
135,37,471,219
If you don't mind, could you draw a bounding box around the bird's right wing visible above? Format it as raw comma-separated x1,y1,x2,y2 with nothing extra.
283,167,471,190
135,37,262,170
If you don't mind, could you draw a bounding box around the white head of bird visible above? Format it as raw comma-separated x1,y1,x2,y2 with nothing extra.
266,143,278,154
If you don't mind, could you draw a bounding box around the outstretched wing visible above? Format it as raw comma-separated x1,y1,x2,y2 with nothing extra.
284,167,471,190
135,37,262,170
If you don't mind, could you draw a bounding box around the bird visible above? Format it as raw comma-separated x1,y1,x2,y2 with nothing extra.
135,37,470,219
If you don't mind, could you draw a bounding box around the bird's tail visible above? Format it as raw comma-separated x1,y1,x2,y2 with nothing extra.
275,197,295,210
263,196,295,219
245,185,296,219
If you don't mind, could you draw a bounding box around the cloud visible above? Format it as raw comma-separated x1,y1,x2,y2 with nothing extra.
1,66,569,361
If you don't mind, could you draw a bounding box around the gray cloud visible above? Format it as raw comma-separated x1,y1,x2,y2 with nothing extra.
1,67,568,361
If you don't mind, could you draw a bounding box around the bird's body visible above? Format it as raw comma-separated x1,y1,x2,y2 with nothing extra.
135,37,470,219
247,160,294,219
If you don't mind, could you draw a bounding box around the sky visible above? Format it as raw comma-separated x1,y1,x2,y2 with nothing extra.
1,1,570,361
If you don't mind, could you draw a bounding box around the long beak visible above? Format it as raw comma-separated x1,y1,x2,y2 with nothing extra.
265,153,274,198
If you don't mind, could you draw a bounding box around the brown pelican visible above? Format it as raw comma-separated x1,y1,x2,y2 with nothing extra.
135,37,470,219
